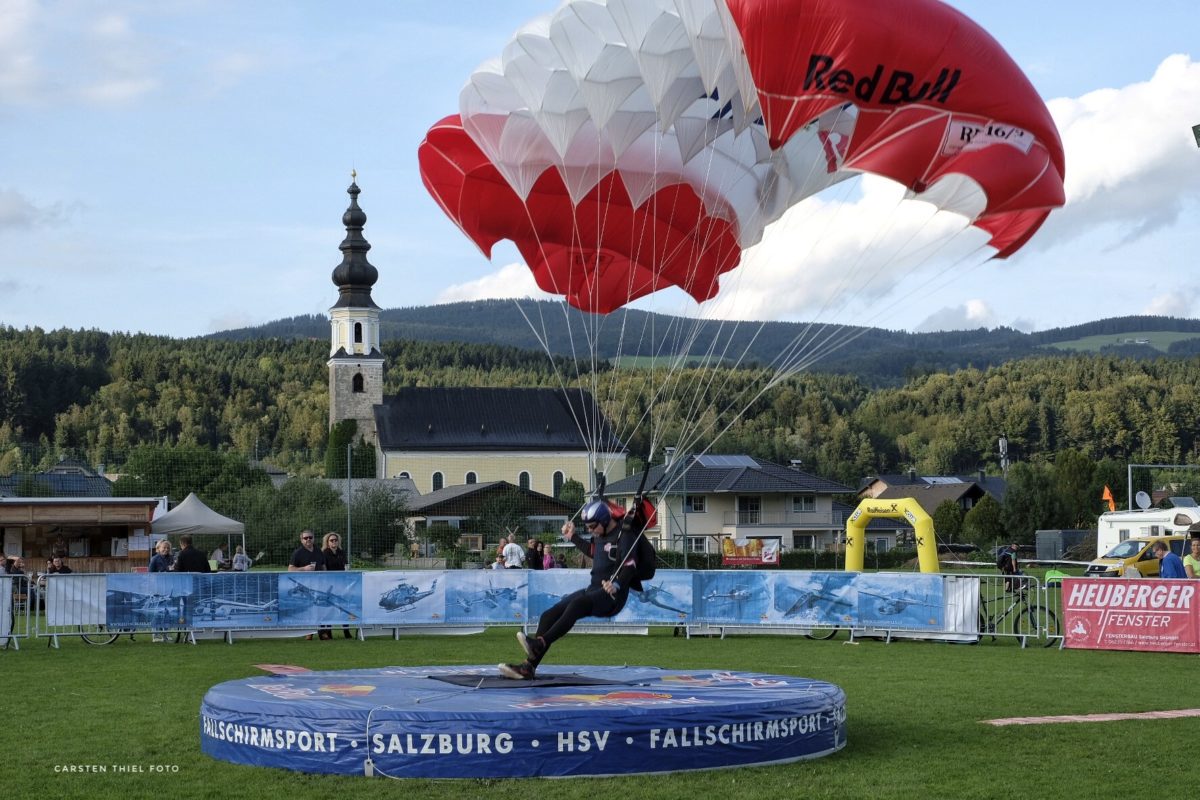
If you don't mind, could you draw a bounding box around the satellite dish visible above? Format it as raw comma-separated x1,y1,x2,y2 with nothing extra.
1135,491,1152,510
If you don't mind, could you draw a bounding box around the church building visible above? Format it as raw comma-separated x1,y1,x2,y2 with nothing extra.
325,177,627,496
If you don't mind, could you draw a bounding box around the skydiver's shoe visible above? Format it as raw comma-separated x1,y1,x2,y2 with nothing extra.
516,631,547,663
498,661,536,680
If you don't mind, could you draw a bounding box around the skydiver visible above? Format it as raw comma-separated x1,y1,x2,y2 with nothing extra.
500,500,652,679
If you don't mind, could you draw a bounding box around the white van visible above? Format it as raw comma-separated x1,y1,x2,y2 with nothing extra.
1095,506,1200,556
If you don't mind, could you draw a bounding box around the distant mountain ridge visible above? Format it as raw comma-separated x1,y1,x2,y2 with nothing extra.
209,301,1200,386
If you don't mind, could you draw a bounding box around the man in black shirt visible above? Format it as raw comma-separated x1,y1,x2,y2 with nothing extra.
500,500,648,680
288,530,325,572
173,535,212,573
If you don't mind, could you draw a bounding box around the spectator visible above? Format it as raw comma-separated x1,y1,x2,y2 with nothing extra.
502,535,525,569
1154,540,1186,579
321,532,351,640
211,544,230,570
491,554,506,570
231,545,253,572
173,535,212,573
288,530,325,572
149,540,174,573
47,556,73,575
542,541,555,570
1185,538,1200,578
525,538,543,571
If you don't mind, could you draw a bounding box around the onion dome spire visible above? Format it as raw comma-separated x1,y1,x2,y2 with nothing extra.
330,170,380,309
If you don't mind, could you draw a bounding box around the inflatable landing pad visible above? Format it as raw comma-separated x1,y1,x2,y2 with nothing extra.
201,665,847,778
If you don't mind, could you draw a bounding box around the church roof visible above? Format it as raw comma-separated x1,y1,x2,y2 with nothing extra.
374,387,625,453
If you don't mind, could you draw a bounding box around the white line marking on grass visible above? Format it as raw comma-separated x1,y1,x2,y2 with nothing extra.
984,708,1200,726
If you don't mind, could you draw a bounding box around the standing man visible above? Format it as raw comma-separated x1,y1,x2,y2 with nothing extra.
525,538,543,571
1154,540,1186,579
288,530,326,572
502,535,525,569
1184,538,1200,578
173,535,211,573
500,500,651,680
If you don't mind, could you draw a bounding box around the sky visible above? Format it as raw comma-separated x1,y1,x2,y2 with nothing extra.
1,0,1198,339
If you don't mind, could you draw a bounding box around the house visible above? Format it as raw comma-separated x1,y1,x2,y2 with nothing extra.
406,480,576,555
321,178,626,496
605,454,853,555
0,459,114,498
858,469,1005,516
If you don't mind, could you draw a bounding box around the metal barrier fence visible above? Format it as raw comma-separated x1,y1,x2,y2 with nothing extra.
20,569,1063,650
2,575,32,650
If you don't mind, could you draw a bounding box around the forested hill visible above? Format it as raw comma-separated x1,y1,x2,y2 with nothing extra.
211,302,1200,386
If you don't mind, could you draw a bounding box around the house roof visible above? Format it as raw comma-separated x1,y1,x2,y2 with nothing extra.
861,472,1006,503
605,455,852,496
374,387,625,453
0,463,114,498
873,482,985,517
320,477,418,506
408,480,575,517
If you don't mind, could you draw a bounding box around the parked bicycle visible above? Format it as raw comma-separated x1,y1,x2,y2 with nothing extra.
78,624,137,645
978,587,1058,647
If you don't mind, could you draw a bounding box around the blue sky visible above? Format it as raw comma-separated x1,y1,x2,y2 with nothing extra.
1,0,1198,338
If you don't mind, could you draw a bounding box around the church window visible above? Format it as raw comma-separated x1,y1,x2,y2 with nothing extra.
432,471,444,491
352,373,364,393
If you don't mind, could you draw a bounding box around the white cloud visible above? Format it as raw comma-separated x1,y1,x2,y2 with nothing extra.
0,3,163,107
1035,54,1200,248
0,189,76,229
914,300,1000,333
435,261,553,304
1142,292,1194,318
0,0,40,103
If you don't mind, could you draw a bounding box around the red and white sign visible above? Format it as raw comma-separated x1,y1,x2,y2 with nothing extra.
1062,578,1200,653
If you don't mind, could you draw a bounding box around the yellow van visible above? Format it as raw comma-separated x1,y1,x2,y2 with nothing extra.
1084,536,1187,578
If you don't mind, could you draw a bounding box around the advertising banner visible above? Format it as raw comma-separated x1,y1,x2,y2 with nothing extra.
721,536,780,566
1062,578,1200,653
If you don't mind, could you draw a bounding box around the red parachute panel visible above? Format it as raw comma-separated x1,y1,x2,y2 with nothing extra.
419,116,742,313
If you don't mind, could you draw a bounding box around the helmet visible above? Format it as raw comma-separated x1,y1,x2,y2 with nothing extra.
580,500,612,527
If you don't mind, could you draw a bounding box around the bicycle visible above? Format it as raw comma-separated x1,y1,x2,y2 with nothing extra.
78,624,137,645
977,586,1058,647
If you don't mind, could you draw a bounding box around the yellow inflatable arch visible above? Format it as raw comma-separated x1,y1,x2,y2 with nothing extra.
845,498,939,574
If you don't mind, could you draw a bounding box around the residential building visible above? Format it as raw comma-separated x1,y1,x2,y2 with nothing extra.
605,454,853,555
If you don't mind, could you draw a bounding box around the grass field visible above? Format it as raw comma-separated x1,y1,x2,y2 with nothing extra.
4,626,1196,800
1040,331,1200,353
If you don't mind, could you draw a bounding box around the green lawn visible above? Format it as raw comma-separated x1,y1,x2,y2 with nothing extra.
4,626,1194,799
1040,331,1200,353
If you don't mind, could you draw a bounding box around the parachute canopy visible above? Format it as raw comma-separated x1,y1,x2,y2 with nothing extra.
419,0,1065,314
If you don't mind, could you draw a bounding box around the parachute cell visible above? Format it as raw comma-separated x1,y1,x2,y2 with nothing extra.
419,0,1066,313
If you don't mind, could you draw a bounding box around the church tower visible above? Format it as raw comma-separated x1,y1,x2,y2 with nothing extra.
327,173,384,445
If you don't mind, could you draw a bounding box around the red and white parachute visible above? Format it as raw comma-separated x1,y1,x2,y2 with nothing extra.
420,0,1064,315
418,0,1065,482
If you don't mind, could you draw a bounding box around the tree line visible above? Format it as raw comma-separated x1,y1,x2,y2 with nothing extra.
2,325,1199,542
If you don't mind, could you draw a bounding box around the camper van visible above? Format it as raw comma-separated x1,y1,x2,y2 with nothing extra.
1095,505,1200,556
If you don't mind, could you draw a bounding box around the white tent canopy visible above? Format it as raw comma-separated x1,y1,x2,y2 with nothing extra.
151,492,246,562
